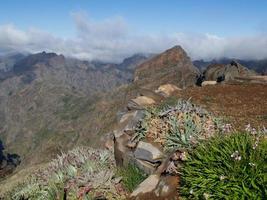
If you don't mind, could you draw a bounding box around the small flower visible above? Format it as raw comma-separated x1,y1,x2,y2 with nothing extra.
231,151,241,161
219,175,227,181
180,151,188,161
249,162,255,167
189,189,194,194
203,192,211,199
222,124,232,133
245,124,251,132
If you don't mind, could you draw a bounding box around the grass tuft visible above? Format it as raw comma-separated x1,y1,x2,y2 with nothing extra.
180,132,267,199
117,164,147,192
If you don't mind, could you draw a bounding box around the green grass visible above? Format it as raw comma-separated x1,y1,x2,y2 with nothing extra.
181,132,267,200
117,164,147,192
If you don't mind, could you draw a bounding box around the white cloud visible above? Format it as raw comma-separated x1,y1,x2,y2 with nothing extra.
0,13,267,62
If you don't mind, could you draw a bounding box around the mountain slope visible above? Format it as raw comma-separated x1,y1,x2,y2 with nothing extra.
0,52,148,169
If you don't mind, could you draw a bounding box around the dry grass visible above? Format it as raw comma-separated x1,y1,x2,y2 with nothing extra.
176,83,267,129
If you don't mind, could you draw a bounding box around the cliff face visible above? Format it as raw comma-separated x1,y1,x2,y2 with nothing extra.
134,46,200,89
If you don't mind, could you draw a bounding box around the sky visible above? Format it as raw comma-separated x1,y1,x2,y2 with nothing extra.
0,0,267,62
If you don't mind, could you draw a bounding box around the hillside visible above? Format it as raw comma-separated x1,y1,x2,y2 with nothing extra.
0,46,266,199
0,52,149,171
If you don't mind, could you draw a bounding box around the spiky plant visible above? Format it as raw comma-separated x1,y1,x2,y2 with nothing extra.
180,131,267,199
4,147,125,200
165,115,201,150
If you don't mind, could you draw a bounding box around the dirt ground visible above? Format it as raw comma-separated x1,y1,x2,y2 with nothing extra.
177,83,267,130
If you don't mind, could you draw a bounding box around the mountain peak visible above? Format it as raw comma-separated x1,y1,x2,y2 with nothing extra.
134,46,199,89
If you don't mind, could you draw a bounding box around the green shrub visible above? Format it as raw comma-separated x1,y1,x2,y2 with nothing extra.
117,164,147,192
181,132,267,199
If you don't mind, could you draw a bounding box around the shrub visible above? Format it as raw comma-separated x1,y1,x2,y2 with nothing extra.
117,164,147,192
135,99,225,151
180,132,267,199
4,147,123,200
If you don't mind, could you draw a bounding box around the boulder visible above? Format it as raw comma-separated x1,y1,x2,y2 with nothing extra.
130,174,160,198
130,174,179,200
127,96,156,110
114,133,133,167
117,110,145,135
133,159,157,174
204,61,257,82
201,80,217,86
134,141,164,163
155,84,181,97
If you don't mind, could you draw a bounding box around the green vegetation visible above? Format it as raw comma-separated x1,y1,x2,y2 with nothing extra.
117,164,147,192
181,132,267,199
3,147,123,200
55,94,96,120
135,99,225,151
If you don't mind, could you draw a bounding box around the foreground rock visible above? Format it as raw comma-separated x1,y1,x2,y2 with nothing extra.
130,174,179,200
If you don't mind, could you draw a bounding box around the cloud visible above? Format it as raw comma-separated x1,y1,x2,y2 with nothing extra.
0,13,267,62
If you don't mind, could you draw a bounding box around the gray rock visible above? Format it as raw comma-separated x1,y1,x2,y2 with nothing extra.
134,141,164,163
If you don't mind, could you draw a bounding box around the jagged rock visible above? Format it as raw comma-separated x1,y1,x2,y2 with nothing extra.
118,110,145,135
155,84,181,97
130,174,160,198
102,132,114,151
134,159,157,174
114,133,132,167
134,141,164,163
134,45,200,89
201,80,217,86
154,176,179,199
130,174,179,200
204,61,257,82
127,96,156,110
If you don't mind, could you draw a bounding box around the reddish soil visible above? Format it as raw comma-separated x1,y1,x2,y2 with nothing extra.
177,83,267,130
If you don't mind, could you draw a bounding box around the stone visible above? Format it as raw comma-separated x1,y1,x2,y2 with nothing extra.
119,110,145,134
155,84,181,97
134,141,164,163
130,174,160,198
134,159,158,175
130,174,179,200
154,176,179,199
114,133,133,167
114,110,145,138
127,96,156,110
201,80,217,86
204,61,257,82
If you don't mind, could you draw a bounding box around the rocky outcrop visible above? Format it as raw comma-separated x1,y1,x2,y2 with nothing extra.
155,84,181,97
112,84,182,199
134,46,200,89
204,61,257,82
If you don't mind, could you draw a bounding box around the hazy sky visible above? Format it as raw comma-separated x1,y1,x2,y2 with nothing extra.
1,0,267,62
